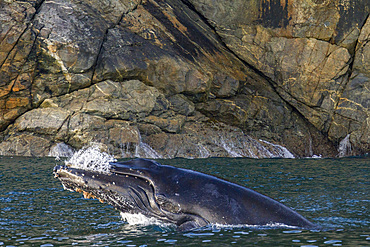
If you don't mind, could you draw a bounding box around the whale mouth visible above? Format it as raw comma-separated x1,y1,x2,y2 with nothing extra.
53,165,107,203
53,164,171,222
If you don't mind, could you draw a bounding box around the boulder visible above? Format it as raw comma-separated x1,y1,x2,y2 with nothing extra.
14,107,70,135
0,134,51,157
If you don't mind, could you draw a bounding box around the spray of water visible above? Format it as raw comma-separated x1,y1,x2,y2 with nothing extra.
120,212,174,227
64,145,117,173
49,142,75,160
259,140,295,158
338,134,352,157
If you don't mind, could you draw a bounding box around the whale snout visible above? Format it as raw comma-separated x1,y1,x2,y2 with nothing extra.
53,165,77,179
53,165,63,177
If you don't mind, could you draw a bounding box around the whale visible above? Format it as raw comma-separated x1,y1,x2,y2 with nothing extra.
54,158,316,230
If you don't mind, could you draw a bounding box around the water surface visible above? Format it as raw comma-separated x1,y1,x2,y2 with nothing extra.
0,156,369,246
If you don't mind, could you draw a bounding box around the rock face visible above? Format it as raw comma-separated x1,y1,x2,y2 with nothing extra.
0,0,368,158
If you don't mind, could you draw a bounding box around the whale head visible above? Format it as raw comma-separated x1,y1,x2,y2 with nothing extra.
54,158,209,230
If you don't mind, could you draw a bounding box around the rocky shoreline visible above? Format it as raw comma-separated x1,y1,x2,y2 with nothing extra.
0,0,369,158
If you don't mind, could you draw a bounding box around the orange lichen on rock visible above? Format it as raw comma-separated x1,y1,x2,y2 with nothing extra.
5,97,30,109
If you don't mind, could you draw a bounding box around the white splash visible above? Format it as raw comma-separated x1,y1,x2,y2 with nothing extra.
338,134,352,157
197,143,211,158
218,136,244,158
306,154,322,159
135,142,162,159
120,212,173,227
119,132,162,159
65,145,117,173
259,140,295,158
48,142,74,160
210,222,298,230
212,129,295,159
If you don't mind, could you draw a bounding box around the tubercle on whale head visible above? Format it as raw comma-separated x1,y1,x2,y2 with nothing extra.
54,165,110,203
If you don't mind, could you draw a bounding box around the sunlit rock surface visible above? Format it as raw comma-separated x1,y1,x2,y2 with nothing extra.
0,0,369,158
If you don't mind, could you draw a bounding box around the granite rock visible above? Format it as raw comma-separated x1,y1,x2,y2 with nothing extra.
0,0,368,157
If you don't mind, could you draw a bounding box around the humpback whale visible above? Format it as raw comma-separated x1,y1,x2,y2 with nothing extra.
54,158,316,230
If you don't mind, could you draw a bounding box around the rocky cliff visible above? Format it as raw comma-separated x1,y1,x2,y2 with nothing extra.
0,0,368,158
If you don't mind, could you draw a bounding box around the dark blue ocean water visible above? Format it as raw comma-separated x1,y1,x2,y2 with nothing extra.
0,156,369,246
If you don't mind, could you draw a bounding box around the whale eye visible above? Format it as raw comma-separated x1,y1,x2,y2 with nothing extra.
156,194,181,213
